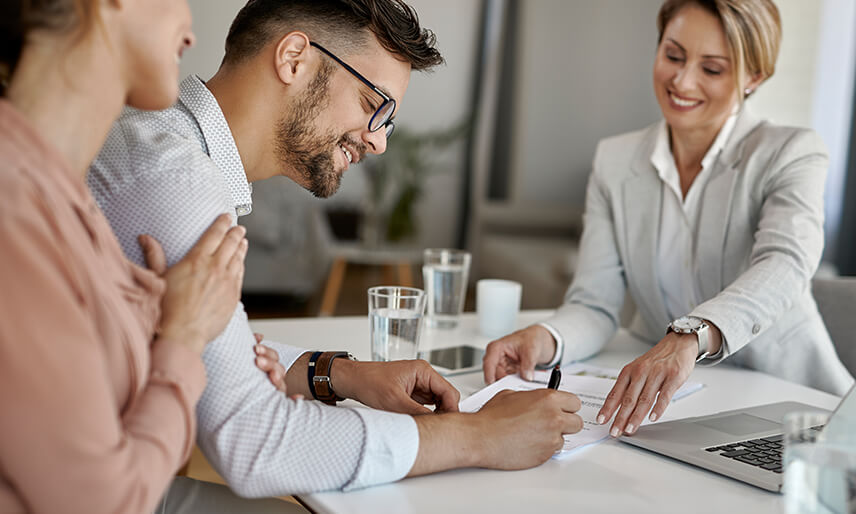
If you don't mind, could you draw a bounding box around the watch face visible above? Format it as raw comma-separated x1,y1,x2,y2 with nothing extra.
672,316,703,331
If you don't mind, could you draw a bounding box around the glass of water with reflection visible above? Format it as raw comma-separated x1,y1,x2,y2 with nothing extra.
783,410,856,514
367,286,426,361
422,248,471,329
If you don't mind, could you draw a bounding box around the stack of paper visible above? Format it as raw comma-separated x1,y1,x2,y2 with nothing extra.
459,363,704,458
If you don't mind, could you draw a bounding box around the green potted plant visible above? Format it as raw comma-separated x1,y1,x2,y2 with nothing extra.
360,120,468,246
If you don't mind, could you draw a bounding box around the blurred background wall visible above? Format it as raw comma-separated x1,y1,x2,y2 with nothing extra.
179,0,856,314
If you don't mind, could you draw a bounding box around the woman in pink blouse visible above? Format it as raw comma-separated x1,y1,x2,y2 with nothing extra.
0,1,251,512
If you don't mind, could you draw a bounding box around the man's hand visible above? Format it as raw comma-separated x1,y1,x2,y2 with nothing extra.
474,389,583,469
331,359,461,415
597,331,699,437
407,388,583,476
483,325,557,383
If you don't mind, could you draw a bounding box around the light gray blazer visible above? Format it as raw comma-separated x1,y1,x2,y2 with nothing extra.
545,108,854,395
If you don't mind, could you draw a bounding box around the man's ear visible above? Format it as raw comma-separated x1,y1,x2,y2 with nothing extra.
274,31,312,86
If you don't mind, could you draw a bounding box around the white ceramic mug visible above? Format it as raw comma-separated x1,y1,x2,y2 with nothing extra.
476,279,522,338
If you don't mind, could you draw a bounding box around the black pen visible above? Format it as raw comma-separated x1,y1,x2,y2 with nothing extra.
547,364,562,390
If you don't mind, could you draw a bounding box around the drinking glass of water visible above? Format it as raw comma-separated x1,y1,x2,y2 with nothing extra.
783,411,856,514
368,286,426,361
422,248,471,329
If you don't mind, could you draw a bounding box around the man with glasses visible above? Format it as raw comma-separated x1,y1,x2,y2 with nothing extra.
310,41,397,139
88,0,583,498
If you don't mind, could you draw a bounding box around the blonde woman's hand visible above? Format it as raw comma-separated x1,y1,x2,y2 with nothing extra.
139,213,248,354
482,325,558,383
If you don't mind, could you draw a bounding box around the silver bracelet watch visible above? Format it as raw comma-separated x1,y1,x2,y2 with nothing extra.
667,316,711,363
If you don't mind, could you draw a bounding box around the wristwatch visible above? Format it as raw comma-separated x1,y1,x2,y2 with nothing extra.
307,351,356,405
667,316,711,362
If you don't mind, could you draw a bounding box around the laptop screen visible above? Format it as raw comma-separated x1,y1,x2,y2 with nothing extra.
821,383,856,446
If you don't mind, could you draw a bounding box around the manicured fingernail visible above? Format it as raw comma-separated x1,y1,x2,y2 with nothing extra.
254,345,263,354
522,371,533,381
256,356,268,366
649,412,658,422
596,414,605,424
626,423,635,434
610,427,619,437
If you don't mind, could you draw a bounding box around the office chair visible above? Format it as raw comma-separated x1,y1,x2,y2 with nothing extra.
812,277,856,377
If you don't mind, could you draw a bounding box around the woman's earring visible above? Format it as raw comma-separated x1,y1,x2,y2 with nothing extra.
744,88,753,96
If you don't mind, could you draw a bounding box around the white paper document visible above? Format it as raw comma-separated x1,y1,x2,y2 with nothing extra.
459,363,704,458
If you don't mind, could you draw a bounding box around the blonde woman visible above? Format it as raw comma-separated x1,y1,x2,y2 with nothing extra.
484,0,853,438
0,1,253,512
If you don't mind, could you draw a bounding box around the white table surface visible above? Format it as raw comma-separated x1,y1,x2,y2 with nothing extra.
250,311,840,514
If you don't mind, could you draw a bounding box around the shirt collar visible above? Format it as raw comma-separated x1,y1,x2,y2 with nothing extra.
701,108,738,170
178,75,253,216
651,108,740,194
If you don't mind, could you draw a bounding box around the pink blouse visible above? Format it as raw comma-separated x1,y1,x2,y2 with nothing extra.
0,100,206,513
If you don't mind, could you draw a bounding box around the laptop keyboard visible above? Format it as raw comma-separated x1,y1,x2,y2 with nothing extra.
704,434,784,473
704,425,824,474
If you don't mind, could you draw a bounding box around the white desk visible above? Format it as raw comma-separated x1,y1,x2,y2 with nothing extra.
250,311,840,514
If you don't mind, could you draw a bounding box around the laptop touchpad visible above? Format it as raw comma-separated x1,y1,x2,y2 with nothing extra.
694,413,781,436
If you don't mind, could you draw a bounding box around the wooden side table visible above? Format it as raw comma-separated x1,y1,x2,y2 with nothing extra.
318,243,422,316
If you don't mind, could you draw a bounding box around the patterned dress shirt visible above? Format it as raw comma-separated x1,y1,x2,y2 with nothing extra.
88,75,419,496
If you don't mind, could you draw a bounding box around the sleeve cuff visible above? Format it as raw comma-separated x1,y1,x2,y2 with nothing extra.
343,408,419,491
149,338,207,402
148,338,207,460
259,340,309,371
696,331,729,367
536,322,564,369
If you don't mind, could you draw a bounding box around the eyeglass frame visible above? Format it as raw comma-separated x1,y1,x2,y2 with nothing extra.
309,41,396,138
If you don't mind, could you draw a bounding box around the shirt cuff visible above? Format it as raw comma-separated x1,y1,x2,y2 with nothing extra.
536,322,565,369
344,408,419,491
258,340,308,371
696,332,729,367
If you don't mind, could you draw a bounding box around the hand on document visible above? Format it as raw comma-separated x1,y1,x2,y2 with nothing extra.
474,388,584,468
597,332,701,437
483,324,559,382
407,386,584,476
461,363,703,458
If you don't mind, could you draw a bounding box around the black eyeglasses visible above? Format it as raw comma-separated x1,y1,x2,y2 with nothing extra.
310,41,395,139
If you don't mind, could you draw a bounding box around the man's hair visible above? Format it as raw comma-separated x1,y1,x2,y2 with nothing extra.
223,0,443,71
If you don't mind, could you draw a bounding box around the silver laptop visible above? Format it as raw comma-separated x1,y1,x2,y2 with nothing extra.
619,384,856,492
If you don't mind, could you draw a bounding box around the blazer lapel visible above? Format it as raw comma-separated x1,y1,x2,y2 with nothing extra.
696,168,736,299
695,108,763,300
623,127,669,326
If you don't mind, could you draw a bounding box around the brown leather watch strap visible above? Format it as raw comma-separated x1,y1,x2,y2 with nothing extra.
309,351,352,405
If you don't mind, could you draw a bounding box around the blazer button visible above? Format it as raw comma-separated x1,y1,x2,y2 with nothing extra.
752,324,761,334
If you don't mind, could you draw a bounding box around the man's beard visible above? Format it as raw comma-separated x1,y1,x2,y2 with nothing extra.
275,62,344,198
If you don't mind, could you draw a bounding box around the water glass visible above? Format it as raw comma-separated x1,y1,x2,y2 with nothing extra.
422,248,471,329
476,279,522,338
783,411,856,514
367,286,426,361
